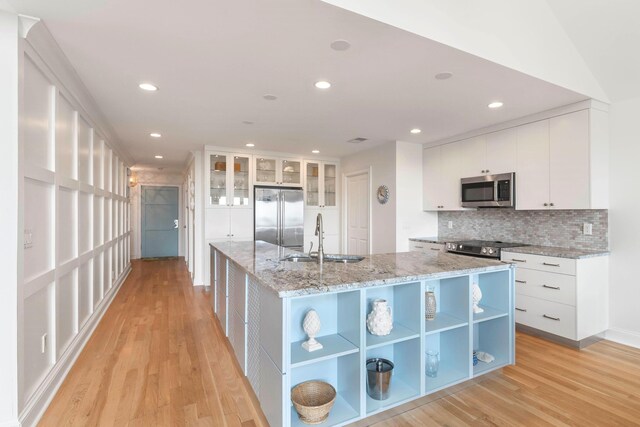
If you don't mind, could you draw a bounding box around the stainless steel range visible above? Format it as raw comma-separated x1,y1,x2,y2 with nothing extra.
445,240,527,259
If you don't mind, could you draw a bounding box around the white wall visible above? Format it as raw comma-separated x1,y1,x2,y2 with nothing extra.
607,96,640,348
341,142,396,254
15,19,132,426
129,169,184,259
395,141,438,252
321,0,607,102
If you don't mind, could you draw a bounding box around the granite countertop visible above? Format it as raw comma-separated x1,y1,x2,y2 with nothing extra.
504,245,610,259
210,241,512,298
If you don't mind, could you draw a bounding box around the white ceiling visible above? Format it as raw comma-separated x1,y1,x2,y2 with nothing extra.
546,0,640,102
19,0,587,170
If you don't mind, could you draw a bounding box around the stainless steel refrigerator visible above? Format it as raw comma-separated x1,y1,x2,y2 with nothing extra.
254,187,304,250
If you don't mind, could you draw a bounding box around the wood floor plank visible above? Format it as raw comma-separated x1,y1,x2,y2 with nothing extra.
39,258,640,427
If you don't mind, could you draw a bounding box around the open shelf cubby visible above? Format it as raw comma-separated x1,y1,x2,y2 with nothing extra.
425,326,470,393
473,271,510,324
365,337,421,415
290,353,360,427
365,282,421,349
290,291,360,368
425,276,469,335
473,315,511,376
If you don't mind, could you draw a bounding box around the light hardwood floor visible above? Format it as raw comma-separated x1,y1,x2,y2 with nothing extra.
40,258,640,426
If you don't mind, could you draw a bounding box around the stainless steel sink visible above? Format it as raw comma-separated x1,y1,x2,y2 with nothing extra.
280,254,365,264
323,254,365,263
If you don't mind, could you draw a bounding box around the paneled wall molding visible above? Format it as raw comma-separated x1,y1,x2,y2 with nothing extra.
18,265,131,427
22,24,133,165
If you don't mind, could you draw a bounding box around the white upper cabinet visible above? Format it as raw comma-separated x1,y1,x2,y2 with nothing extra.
516,120,550,210
422,146,441,211
549,110,590,209
305,161,338,209
485,128,517,175
255,156,302,187
458,136,486,178
422,145,464,211
516,109,608,210
207,152,252,208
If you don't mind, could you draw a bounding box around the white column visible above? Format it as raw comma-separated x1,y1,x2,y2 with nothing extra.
0,10,21,426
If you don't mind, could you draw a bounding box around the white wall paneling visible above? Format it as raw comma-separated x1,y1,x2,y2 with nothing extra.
17,38,132,426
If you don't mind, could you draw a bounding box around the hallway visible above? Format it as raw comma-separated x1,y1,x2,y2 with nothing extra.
40,258,640,426
40,259,267,426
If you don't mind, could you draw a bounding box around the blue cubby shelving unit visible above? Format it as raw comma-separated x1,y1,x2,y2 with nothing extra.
284,268,515,427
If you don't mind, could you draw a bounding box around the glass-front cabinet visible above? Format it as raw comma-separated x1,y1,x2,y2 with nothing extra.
208,152,251,208
305,161,338,208
254,156,302,186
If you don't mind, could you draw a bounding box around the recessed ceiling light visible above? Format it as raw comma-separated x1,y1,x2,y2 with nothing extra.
312,150,320,154
488,101,504,109
139,83,158,91
330,40,351,51
435,72,453,80
315,81,331,89
245,143,255,147
150,132,161,138
155,155,163,159
410,128,422,134
263,94,278,101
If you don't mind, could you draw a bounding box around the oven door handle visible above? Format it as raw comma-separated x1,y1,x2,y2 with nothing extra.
494,179,499,203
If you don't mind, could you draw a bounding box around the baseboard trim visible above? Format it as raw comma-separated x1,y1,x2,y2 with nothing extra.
18,264,132,427
516,324,604,349
605,328,640,349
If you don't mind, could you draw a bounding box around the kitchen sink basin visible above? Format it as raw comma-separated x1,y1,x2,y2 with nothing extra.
280,254,365,264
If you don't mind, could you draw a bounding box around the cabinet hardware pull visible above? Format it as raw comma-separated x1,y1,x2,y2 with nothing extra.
414,246,424,249
550,203,555,207
543,314,560,321
515,280,527,284
511,258,527,263
543,203,549,207
543,285,560,290
481,170,485,173
516,308,527,312
430,248,440,251
542,262,560,267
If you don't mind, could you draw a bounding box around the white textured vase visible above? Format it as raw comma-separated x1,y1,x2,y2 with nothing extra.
367,299,393,336
302,310,323,352
472,283,484,314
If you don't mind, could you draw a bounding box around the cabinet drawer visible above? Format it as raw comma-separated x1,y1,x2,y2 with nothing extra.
515,294,576,340
229,262,248,321
514,269,576,306
409,241,444,253
230,310,247,374
503,252,576,275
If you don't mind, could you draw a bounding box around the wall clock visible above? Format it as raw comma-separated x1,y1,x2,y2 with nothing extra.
376,185,390,204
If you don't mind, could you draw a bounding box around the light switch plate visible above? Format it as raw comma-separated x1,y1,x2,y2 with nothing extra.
24,229,33,249
448,221,453,229
583,223,593,235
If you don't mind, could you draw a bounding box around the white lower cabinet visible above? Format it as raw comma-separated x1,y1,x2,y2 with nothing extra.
230,309,247,374
408,240,444,253
502,251,608,342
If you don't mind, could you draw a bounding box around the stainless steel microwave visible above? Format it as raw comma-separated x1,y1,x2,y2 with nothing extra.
461,172,515,208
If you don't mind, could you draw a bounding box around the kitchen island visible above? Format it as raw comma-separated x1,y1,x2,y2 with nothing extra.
209,241,515,427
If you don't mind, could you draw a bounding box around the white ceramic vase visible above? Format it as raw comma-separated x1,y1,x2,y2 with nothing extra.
301,310,323,352
367,299,393,336
472,283,484,314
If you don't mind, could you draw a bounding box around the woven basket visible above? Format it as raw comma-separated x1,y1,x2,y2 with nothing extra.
291,380,337,425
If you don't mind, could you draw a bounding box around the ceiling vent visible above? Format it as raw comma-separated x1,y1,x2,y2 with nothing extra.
347,137,368,144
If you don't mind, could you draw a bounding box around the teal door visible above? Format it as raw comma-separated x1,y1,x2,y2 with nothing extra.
142,186,179,258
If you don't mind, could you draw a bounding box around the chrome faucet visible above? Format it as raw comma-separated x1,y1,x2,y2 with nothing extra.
315,213,324,265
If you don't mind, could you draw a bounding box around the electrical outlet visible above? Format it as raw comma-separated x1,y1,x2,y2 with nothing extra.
41,333,47,354
24,229,33,249
448,221,453,229
583,223,593,235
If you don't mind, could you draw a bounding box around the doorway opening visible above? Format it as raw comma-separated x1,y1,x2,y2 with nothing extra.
343,169,371,255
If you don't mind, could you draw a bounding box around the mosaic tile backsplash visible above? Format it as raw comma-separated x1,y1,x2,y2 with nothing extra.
438,209,608,251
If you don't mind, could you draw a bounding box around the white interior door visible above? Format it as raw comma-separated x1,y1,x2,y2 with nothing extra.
346,172,369,255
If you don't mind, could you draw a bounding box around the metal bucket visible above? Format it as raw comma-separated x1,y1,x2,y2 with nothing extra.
366,358,394,400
